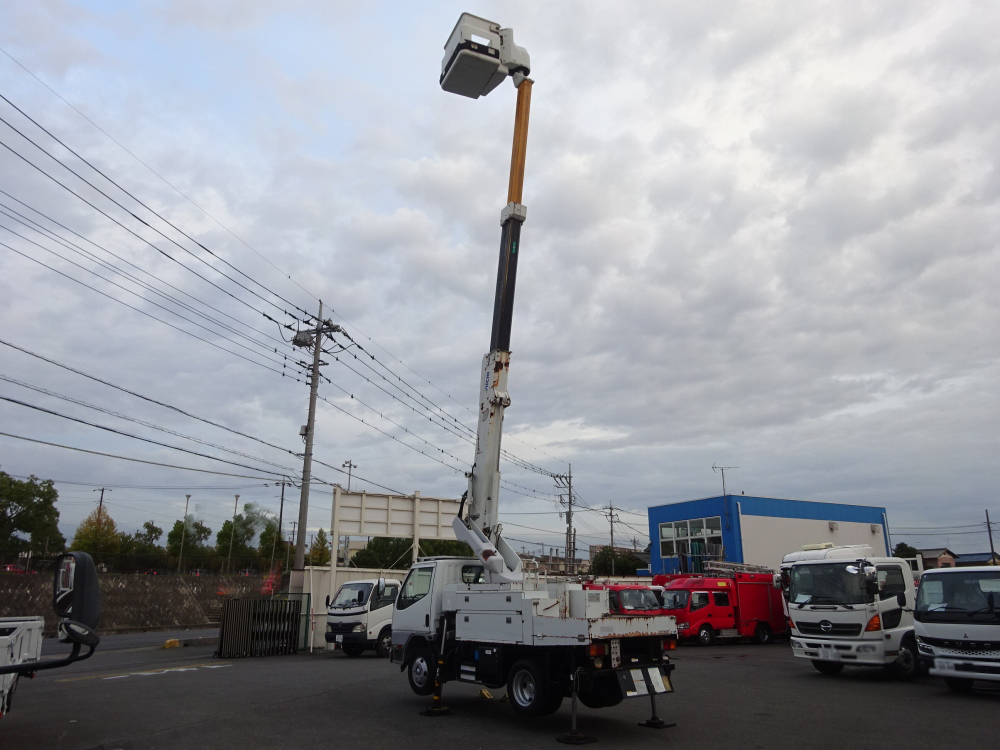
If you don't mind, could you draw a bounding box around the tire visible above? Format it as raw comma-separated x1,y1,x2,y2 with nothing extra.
754,624,773,645
578,674,624,709
811,660,844,676
887,641,918,681
375,627,393,659
407,646,435,696
944,677,974,693
342,644,365,657
697,624,715,646
507,659,550,717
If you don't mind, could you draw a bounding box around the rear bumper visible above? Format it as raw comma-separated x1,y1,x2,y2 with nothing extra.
790,636,890,666
929,658,1000,682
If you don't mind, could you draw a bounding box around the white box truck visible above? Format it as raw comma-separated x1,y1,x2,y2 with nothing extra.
324,577,401,657
914,565,1000,692
779,544,918,679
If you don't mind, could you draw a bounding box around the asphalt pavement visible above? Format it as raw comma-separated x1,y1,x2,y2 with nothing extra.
3,633,998,750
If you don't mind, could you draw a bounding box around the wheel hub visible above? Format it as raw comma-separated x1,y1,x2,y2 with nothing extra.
511,670,536,706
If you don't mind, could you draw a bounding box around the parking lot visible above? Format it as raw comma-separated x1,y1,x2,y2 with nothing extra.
3,631,997,750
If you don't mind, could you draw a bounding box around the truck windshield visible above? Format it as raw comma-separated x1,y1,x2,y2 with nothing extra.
915,571,1000,623
789,563,866,606
618,589,661,611
331,582,373,608
661,590,689,610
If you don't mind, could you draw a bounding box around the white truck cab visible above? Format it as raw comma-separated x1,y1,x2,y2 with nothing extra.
779,544,918,679
325,577,401,658
914,565,1000,692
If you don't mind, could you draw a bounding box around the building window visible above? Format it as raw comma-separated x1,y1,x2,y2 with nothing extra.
658,517,723,559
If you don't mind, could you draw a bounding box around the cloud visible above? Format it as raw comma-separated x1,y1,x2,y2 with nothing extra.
0,1,997,555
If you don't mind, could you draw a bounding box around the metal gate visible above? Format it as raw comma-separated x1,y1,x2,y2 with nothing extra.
218,597,301,658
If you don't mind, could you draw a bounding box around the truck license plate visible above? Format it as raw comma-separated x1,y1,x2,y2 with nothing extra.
936,659,955,671
819,645,839,661
335,634,343,643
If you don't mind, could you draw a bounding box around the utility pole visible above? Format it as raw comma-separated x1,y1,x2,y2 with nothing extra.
270,481,290,572
92,487,110,559
177,493,191,574
606,506,620,576
227,494,240,574
291,302,343,572
988,509,997,566
555,466,574,575
343,460,357,492
712,464,738,497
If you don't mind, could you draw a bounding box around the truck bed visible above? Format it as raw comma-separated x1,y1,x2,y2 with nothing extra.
1,616,45,717
444,584,677,646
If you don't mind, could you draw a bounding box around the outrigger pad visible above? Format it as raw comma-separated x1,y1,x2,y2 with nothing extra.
617,666,673,698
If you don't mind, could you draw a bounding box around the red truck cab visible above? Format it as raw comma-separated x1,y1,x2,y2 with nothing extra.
656,573,786,646
583,582,669,616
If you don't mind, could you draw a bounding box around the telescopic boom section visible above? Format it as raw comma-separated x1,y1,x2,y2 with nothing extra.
453,78,533,584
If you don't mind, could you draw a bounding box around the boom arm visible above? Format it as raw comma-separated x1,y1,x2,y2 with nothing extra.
452,73,534,585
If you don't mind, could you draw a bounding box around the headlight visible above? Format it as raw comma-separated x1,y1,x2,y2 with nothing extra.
352,624,366,633
677,623,690,630
918,642,933,655
791,640,803,649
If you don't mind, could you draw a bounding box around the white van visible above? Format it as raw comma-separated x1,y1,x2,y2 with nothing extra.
915,566,1000,692
325,577,401,657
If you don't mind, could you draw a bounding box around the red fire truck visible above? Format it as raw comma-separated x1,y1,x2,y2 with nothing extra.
653,572,787,646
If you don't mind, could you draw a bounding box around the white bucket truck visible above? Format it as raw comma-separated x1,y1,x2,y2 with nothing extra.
390,14,679,731
779,544,918,679
324,578,401,657
914,565,1000,692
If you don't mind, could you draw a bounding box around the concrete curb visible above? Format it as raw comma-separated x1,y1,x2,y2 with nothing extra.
163,636,219,649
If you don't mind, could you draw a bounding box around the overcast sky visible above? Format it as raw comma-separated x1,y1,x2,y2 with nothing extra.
1,1,997,556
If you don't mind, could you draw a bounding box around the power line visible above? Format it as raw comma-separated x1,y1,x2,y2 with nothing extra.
0,44,320,303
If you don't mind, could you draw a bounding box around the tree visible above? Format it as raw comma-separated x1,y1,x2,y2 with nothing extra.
166,516,212,557
893,542,920,559
309,528,331,566
0,471,65,552
419,539,473,557
215,503,270,557
590,546,645,576
352,537,415,569
258,520,288,567
70,506,120,556
118,521,164,555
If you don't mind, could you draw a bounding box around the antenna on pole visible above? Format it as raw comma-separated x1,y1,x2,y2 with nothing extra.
712,464,738,497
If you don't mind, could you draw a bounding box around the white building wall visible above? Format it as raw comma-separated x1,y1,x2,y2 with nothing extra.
739,515,887,571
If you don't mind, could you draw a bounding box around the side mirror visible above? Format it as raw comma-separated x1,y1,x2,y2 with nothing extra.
377,577,386,599
865,579,880,596
772,574,782,590
896,592,907,608
54,552,101,629
357,590,365,604
325,595,330,608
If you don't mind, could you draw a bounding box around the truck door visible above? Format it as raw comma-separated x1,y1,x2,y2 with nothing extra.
689,591,711,631
394,565,436,637
711,589,735,631
876,564,912,635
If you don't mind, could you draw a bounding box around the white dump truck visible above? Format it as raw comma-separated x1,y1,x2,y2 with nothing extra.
390,14,679,730
779,544,918,679
1,552,102,717
324,577,401,657
914,565,1000,692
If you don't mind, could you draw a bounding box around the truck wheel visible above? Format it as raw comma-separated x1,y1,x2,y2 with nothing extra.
887,640,918,681
697,624,715,646
507,659,550,717
375,627,393,659
754,624,773,645
578,673,624,708
944,677,974,693
811,660,844,676
407,647,436,696
342,644,365,657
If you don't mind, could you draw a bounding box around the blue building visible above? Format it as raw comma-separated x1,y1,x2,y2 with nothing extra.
647,495,891,575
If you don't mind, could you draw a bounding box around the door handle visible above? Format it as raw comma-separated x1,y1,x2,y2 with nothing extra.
425,614,430,627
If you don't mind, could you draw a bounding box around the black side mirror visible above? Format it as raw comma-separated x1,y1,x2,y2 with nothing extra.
357,590,365,604
54,552,101,629
988,591,995,611
325,595,330,608
896,592,907,608
865,578,880,597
